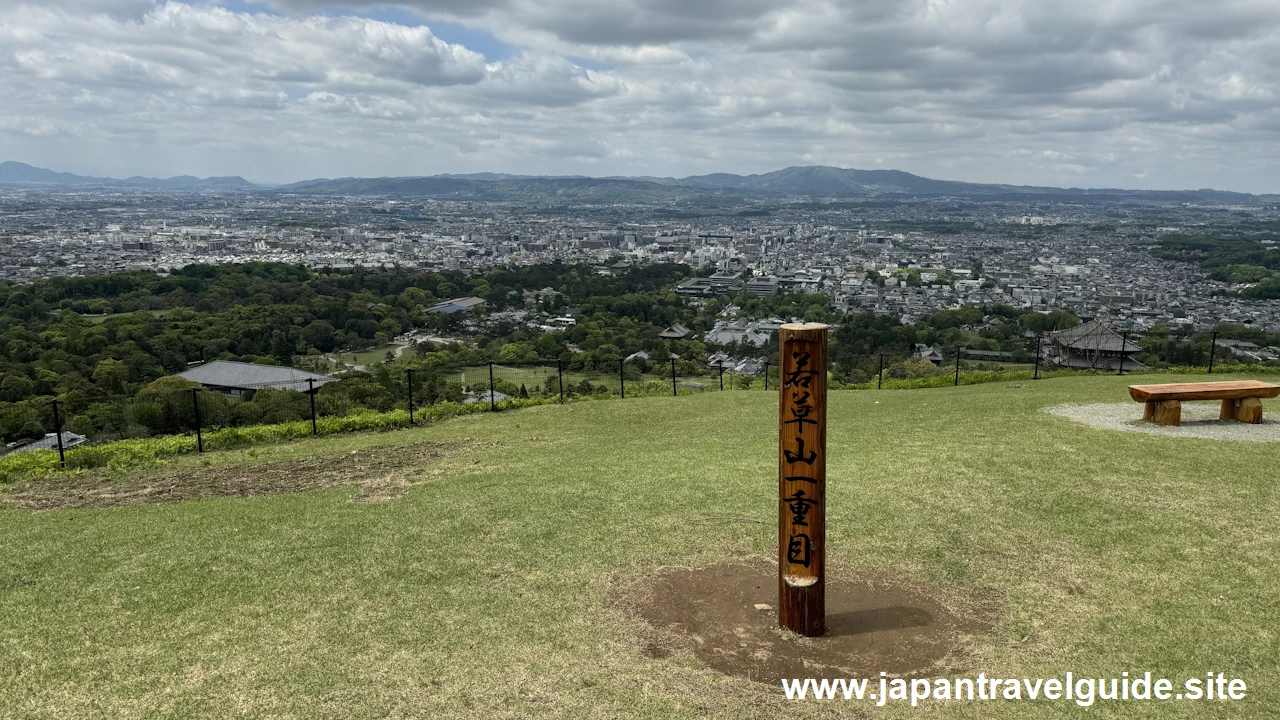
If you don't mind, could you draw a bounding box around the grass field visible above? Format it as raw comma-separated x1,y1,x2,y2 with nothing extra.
330,344,411,369
2,374,1277,718
84,309,170,324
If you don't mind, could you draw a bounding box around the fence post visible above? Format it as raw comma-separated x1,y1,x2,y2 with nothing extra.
778,322,828,637
307,379,317,435
671,357,677,397
558,360,564,403
620,359,625,399
1034,336,1042,380
191,388,203,452
1118,332,1128,376
489,362,496,411
406,369,415,425
718,362,724,391
764,362,769,391
50,399,66,469
1208,329,1218,374
877,354,884,389
954,348,962,386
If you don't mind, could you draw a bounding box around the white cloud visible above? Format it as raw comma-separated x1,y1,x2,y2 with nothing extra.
1,0,1279,190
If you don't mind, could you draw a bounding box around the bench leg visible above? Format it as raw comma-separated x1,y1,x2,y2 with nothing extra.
1144,402,1157,421
1236,398,1263,424
1153,400,1181,426
1221,399,1239,420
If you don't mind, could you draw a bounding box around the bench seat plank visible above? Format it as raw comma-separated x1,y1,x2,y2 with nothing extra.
1129,381,1280,403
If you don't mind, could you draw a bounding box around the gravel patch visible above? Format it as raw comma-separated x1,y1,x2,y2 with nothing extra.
1044,402,1280,443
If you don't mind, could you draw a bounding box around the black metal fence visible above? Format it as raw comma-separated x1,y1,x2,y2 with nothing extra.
46,380,342,451
456,357,773,410
25,330,1278,468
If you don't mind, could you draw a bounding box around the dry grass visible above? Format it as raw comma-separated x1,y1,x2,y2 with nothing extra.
2,441,462,510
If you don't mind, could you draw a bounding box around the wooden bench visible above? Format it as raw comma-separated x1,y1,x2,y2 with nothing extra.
1128,381,1280,426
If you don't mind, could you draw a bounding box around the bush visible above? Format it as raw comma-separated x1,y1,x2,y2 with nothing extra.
886,358,950,380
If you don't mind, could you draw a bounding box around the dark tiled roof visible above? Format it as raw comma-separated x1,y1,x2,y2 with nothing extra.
463,389,509,404
177,361,335,392
12,432,86,454
1049,319,1141,352
426,297,487,314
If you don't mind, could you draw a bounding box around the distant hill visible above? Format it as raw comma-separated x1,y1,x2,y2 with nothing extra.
433,172,589,181
271,175,751,203
0,161,106,185
119,174,256,190
675,166,1276,203
0,161,255,191
680,166,1010,195
275,176,473,195
273,166,1274,204
3,160,1275,203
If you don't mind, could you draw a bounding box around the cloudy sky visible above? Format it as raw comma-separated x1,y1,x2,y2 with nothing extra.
2,0,1279,191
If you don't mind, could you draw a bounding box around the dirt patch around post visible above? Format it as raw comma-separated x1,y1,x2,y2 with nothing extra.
3,440,467,510
624,561,996,685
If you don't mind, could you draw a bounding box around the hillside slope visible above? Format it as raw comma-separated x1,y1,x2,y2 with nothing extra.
2,375,1276,717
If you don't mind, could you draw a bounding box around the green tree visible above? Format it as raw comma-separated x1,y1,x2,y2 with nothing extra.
1,374,35,402
92,359,129,395
498,342,537,363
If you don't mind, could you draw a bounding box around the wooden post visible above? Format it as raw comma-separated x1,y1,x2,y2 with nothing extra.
670,357,677,396
877,353,884,389
954,348,961,386
778,323,828,637
1208,330,1218,374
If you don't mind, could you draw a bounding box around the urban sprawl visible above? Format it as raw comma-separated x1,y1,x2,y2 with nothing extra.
3,189,1279,338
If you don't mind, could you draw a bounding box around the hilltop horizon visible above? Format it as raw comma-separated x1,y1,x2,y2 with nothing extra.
3,160,1274,201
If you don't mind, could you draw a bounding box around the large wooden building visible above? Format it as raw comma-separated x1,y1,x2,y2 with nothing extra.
1046,319,1146,372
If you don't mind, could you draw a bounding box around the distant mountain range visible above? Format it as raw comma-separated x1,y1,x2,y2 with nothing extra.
0,161,255,191
3,160,1275,204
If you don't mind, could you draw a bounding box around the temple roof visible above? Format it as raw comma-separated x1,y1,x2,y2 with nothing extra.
1048,319,1141,353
